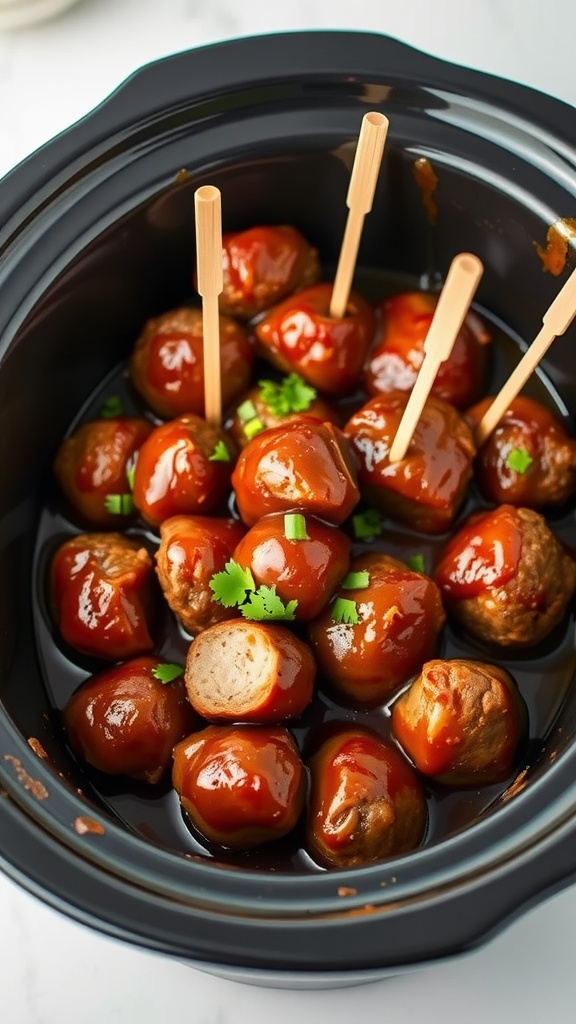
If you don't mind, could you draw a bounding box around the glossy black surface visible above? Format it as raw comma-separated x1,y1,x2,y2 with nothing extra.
1,31,576,976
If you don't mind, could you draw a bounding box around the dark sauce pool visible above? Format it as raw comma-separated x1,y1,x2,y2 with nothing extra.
31,269,576,873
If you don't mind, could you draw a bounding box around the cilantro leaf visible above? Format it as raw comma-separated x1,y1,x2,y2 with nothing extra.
258,373,316,417
104,494,135,515
506,447,534,474
332,597,360,625
352,509,383,540
100,395,123,418
240,585,298,622
341,570,369,590
209,560,255,608
408,553,426,573
151,663,184,684
209,440,231,462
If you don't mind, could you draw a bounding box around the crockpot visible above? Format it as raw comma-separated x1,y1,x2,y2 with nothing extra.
1,31,576,989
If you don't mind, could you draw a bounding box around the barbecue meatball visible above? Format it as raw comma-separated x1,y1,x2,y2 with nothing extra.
63,656,198,783
255,282,376,396
51,533,156,660
466,395,576,508
392,659,527,785
434,504,576,647
231,419,360,527
184,620,315,723
132,414,235,527
215,225,319,320
129,306,254,420
344,392,476,534
155,515,245,635
53,417,152,527
306,726,427,868
172,724,306,848
232,512,351,621
226,374,341,449
364,291,490,409
308,553,446,704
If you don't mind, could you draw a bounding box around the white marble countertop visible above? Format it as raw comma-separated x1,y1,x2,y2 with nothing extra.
2,1,576,1020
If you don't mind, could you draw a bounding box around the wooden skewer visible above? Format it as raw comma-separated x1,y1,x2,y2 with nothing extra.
329,111,389,320
388,253,484,463
195,184,224,427
475,265,576,445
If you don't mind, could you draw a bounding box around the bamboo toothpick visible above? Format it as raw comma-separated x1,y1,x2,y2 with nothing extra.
195,184,223,427
329,111,389,320
388,253,484,463
475,265,576,445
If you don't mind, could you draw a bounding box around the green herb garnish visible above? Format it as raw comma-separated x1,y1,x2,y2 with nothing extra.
100,395,123,418
208,440,231,462
152,663,184,684
352,508,383,540
341,570,370,590
284,513,309,541
243,417,265,440
258,373,316,417
408,553,426,574
209,559,298,621
237,399,258,423
331,598,360,625
104,494,135,515
125,461,136,491
506,447,534,474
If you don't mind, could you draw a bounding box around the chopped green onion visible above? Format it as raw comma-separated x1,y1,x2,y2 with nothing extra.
284,513,309,541
125,462,136,491
352,508,383,540
408,554,426,574
237,399,258,423
100,395,123,418
104,494,135,515
243,417,265,440
208,440,231,462
151,663,184,684
506,447,534,474
332,598,360,625
341,570,370,590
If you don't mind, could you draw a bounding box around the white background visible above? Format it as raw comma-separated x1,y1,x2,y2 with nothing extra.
2,1,576,1021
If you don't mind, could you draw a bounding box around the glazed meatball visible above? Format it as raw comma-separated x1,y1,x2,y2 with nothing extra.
308,553,446,704
51,533,156,660
184,620,315,723
434,505,576,647
466,395,576,508
53,417,152,527
306,727,427,868
129,306,254,420
132,414,235,527
226,374,341,449
255,282,376,396
392,659,527,784
231,512,351,621
344,392,476,534
63,656,198,783
172,725,306,848
364,291,490,409
231,420,360,527
155,515,245,635
215,225,319,320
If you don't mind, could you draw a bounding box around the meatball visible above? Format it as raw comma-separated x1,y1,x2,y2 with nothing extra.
306,727,427,869
344,392,476,534
255,282,376,396
231,420,360,527
225,374,341,449
231,512,351,621
466,395,576,508
51,533,156,660
129,306,254,420
53,417,152,527
155,515,245,635
391,659,527,784
364,291,490,409
132,414,235,527
214,224,319,320
63,656,198,783
184,620,315,723
434,504,576,647
308,553,446,704
172,724,306,848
